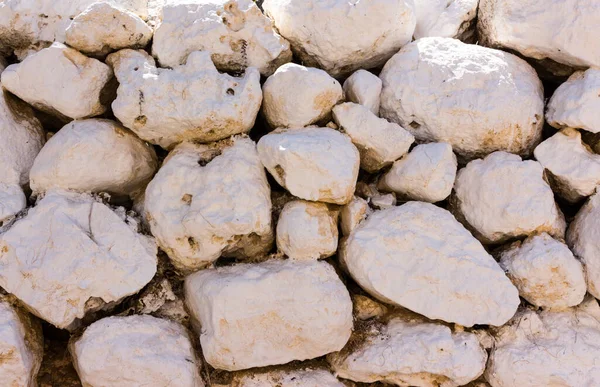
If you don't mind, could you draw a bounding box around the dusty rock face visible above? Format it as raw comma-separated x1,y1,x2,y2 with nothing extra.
340,196,369,237
342,70,382,115
478,0,600,70
341,202,520,327
413,0,479,40
30,119,157,197
262,63,343,129
71,315,204,387
452,152,566,244
225,367,344,387
258,127,360,205
379,37,544,160
0,190,157,329
263,0,416,77
153,0,291,76
107,49,262,149
145,137,273,272
1,42,113,119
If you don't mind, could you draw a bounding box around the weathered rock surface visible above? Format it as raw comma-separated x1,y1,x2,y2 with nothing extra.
413,0,479,40
342,69,382,115
379,37,544,160
1,43,113,119
452,152,566,244
262,63,343,129
107,49,261,149
340,196,369,236
379,142,457,203
226,367,344,387
341,202,520,326
184,259,353,371
30,119,157,197
263,0,416,77
145,137,273,272
258,127,359,205
499,233,586,309
0,190,157,329
332,102,414,173
153,0,291,76
71,315,204,387
352,294,389,321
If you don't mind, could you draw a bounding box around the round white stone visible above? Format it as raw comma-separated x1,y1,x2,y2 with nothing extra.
342,69,382,115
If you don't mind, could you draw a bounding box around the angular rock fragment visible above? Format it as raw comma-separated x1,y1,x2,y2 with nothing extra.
332,102,414,173
257,127,360,205
226,367,344,387
1,43,113,119
452,152,566,244
0,190,157,329
107,49,262,149
413,0,479,40
340,196,369,236
379,37,544,160
184,259,353,371
145,137,273,272
71,315,204,387
341,202,520,326
30,119,157,197
379,142,457,203
153,0,291,76
342,70,382,115
262,63,343,129
352,294,388,321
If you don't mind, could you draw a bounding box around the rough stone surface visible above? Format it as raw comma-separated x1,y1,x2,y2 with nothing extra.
153,0,291,76
107,49,262,149
340,196,369,236
352,294,388,321
414,0,479,40
184,259,353,371
332,102,414,173
262,63,343,129
71,315,204,387
30,119,157,197
226,367,344,387
379,37,545,160
342,70,382,115
498,233,586,309
145,137,273,272
452,152,566,244
379,142,457,203
263,0,416,77
1,42,113,119
0,190,157,329
340,202,520,327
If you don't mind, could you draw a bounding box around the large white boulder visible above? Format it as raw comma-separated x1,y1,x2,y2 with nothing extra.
30,119,157,197
379,37,544,160
145,137,273,272
342,69,382,115
71,315,204,387
263,0,416,77
452,152,566,244
413,0,479,40
107,49,262,149
0,190,157,329
153,0,291,76
1,42,113,120
341,202,520,327
257,127,360,205
184,259,353,371
226,367,344,387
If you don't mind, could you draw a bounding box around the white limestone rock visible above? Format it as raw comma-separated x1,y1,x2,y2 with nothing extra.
184,259,353,371
262,63,343,129
534,128,600,203
257,127,360,205
228,368,344,387
414,0,479,40
499,233,586,309
342,70,382,115
263,0,416,77
276,200,338,260
71,315,204,387
452,152,566,244
341,202,520,327
547,68,600,133
30,119,157,197
107,49,261,149
486,298,600,386
145,137,273,272
65,2,153,56
0,190,157,329
1,42,113,119
0,296,44,387
379,37,545,160
332,102,414,173
478,0,600,70
153,0,291,76
379,142,457,203
340,196,369,236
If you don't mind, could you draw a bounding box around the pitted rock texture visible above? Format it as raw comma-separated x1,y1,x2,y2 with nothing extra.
413,0,479,40
224,367,344,387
